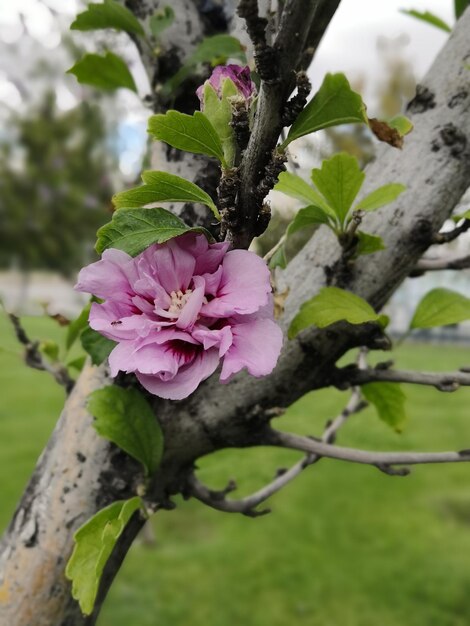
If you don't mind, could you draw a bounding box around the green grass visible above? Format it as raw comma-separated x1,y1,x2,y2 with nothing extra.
2,315,470,626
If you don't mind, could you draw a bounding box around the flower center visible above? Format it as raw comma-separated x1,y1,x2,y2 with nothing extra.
167,289,193,315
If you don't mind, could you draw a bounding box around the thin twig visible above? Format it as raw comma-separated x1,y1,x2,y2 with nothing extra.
8,313,74,393
412,254,470,273
432,219,470,244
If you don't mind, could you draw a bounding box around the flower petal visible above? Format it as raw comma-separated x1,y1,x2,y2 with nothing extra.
137,348,220,400
220,319,283,382
75,249,135,302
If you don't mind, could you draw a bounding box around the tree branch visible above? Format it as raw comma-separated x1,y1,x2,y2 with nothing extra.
8,313,74,393
187,387,366,516
432,218,470,243
411,253,470,273
335,363,470,392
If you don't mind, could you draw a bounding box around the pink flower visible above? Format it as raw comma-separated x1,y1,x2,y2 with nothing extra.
196,64,256,106
75,233,283,400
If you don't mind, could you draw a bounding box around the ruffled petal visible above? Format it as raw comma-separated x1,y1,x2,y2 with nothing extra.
220,319,283,382
137,348,220,400
201,249,271,318
74,249,135,302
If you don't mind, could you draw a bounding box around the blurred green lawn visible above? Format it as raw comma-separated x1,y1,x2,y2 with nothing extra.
2,316,470,626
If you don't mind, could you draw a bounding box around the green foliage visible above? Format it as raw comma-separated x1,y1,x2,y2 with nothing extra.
149,6,175,39
410,288,470,329
0,92,113,275
70,0,144,36
202,81,239,168
148,111,225,165
288,287,387,339
165,35,246,93
39,340,60,362
96,207,213,257
273,153,404,268
400,9,451,32
354,183,407,212
455,0,470,18
88,386,164,476
80,327,116,366
113,171,219,218
283,73,367,146
66,303,91,351
362,382,407,432
311,153,365,225
452,209,470,222
387,115,414,137
68,52,137,92
66,497,143,615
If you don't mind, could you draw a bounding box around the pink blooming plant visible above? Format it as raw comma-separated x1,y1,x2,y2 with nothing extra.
196,64,256,106
75,234,283,400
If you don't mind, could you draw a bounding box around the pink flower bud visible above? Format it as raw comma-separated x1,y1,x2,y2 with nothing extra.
196,64,256,107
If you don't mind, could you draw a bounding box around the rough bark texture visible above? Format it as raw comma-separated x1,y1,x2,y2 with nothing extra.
1,5,470,626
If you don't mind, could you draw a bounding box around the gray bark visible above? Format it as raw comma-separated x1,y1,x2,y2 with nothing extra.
1,5,470,626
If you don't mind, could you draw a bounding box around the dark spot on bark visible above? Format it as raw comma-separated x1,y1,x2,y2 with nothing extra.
439,123,467,157
448,91,468,108
431,139,440,152
76,451,86,463
407,85,436,113
63,486,70,495
410,218,434,245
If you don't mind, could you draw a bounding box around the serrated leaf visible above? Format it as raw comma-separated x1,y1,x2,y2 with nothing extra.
355,183,406,212
455,0,469,18
355,231,385,256
113,171,219,219
362,382,407,432
70,0,144,35
410,288,470,329
150,6,174,39
148,111,225,164
67,52,137,92
66,303,91,350
66,497,142,616
311,153,365,225
81,327,116,365
88,386,164,476
288,287,386,339
274,171,335,216
288,204,333,235
400,9,451,32
284,73,367,146
202,81,238,167
96,207,213,257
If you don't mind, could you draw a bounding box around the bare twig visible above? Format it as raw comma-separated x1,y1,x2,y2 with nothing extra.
411,254,470,273
8,313,74,393
188,383,367,517
335,364,470,392
432,219,470,244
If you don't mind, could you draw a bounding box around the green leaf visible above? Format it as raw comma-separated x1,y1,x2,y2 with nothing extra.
66,497,142,616
274,171,334,215
400,9,451,32
70,0,144,35
202,81,238,167
67,52,137,92
311,153,365,225
96,207,213,257
455,0,469,18
410,288,470,329
288,205,333,235
452,209,470,223
66,303,91,350
88,386,164,476
355,231,385,256
388,115,414,136
113,171,219,219
355,183,406,212
149,6,174,39
39,340,60,362
285,73,367,146
190,34,247,65
148,111,225,165
288,287,386,339
362,382,407,432
67,355,87,372
269,245,288,270
80,327,116,366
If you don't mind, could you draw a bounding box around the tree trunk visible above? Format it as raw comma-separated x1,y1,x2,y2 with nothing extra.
1,5,470,626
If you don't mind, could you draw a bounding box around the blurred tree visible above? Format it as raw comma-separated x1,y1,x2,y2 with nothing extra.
0,91,114,276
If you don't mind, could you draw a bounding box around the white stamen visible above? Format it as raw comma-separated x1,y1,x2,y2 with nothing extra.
167,289,193,315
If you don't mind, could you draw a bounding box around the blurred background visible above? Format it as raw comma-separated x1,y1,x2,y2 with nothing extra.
1,1,470,625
